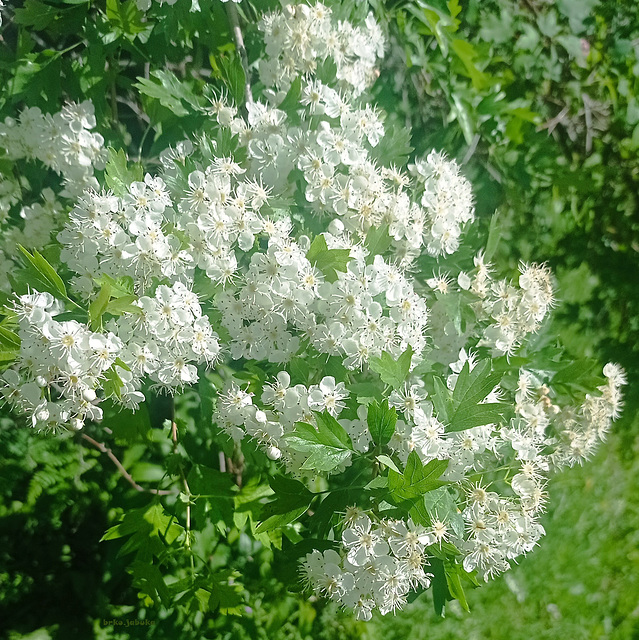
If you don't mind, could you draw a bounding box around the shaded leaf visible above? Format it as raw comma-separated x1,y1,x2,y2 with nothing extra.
18,246,67,299
283,411,354,473
389,451,449,501
306,235,352,283
367,399,397,447
369,346,413,390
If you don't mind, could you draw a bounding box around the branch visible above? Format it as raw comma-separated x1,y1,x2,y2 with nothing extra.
170,406,193,573
80,433,176,496
225,2,253,104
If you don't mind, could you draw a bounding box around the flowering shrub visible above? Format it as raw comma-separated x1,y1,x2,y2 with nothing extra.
0,0,626,624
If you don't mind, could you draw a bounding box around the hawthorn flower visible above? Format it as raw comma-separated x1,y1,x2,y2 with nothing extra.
342,515,389,566
308,376,349,416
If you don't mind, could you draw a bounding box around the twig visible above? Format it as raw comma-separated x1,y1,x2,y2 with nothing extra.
80,433,176,496
170,404,194,577
537,105,569,136
225,2,253,104
461,133,481,166
582,92,593,154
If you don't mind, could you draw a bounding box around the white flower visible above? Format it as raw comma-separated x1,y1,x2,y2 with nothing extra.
342,515,389,566
308,376,349,416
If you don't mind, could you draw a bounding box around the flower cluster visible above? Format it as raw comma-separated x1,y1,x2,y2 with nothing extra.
2,292,118,431
409,151,475,256
503,362,626,469
302,512,435,620
2,281,221,428
0,102,107,292
259,3,384,97
110,282,221,393
215,369,390,469
204,49,474,266
471,258,556,356
0,101,106,197
459,483,545,579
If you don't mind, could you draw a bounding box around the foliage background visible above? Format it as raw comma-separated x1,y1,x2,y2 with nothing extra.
0,0,638,638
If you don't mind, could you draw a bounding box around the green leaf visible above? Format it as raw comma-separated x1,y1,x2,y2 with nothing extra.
102,502,184,559
104,148,143,196
367,399,397,447
484,210,503,262
0,326,20,352
106,0,146,37
13,0,60,30
102,365,124,399
446,360,508,430
278,76,302,113
208,570,244,615
369,346,413,390
105,295,143,316
364,225,392,263
306,235,352,283
451,39,490,90
370,120,413,164
430,375,453,423
188,464,236,532
188,465,236,499
96,273,134,297
135,70,204,118
389,451,449,501
445,560,470,612
422,486,464,537
17,246,67,299
211,52,246,106
448,403,511,431
451,92,475,144
431,556,448,617
131,561,171,606
452,360,501,407
252,474,319,534
447,0,461,19
106,403,151,444
553,359,599,385
283,411,354,473
88,282,112,331
376,454,400,474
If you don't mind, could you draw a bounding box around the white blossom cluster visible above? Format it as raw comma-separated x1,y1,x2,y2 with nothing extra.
109,282,221,391
208,88,473,263
1,282,221,429
0,101,106,198
503,362,626,470
301,512,435,620
2,292,118,431
459,482,545,579
218,239,429,367
215,372,350,463
468,256,556,356
409,151,475,256
259,2,384,98
0,102,107,292
0,188,68,293
296,354,625,609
